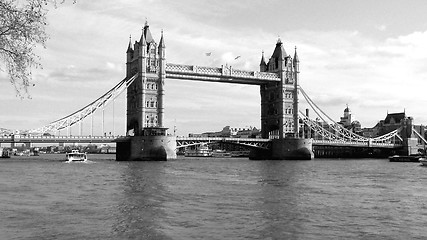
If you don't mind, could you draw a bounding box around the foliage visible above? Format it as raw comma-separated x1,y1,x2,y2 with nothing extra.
0,0,74,98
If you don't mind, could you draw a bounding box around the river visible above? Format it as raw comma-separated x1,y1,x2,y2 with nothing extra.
1,154,426,239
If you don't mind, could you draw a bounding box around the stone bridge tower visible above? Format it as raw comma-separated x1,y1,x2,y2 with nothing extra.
255,39,313,160
259,39,299,139
125,21,165,135
117,22,176,161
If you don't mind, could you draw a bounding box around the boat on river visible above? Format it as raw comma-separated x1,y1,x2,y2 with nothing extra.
419,158,427,166
389,155,422,162
185,145,212,157
65,150,88,162
0,148,10,158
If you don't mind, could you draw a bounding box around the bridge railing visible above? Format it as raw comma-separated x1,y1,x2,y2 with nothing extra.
0,135,122,142
176,136,271,149
312,139,399,148
176,137,270,142
25,135,119,140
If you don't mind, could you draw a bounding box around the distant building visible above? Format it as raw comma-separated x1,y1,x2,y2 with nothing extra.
189,126,261,138
338,105,362,135
374,112,407,136
339,105,352,128
361,111,427,144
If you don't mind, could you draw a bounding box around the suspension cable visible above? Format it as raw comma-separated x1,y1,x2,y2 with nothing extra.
28,74,138,134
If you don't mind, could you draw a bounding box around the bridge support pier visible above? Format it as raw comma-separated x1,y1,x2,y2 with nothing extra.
250,138,313,160
116,128,176,161
271,138,314,160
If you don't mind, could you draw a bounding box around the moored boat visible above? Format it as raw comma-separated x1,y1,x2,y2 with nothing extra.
65,150,87,162
419,158,427,166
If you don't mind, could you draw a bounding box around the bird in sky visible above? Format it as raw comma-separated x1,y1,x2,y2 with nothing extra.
205,52,212,56
234,55,241,60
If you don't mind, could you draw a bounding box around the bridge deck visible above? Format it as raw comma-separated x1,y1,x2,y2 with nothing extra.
312,140,401,148
0,135,402,149
0,135,119,144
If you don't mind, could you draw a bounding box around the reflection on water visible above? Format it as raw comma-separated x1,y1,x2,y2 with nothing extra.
1,155,427,239
112,161,172,239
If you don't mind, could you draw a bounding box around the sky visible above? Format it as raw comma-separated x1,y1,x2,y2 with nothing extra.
2,0,427,136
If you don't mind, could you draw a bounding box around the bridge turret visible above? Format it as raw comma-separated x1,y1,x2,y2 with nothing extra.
138,27,147,75
293,47,299,72
158,30,165,59
259,51,267,72
139,27,147,55
126,36,133,77
158,30,166,127
293,47,299,137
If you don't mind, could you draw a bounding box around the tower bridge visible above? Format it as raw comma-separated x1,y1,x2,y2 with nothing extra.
2,21,426,159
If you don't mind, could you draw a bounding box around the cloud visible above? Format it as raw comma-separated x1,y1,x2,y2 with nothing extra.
285,29,427,127
376,25,387,31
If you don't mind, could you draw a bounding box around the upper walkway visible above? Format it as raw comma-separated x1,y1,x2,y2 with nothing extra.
166,63,281,85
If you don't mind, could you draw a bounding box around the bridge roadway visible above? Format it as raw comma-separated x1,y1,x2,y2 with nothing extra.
0,135,402,149
312,140,401,149
0,135,119,144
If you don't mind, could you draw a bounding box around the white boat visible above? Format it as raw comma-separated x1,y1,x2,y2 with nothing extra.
65,150,87,162
185,145,212,157
419,158,427,166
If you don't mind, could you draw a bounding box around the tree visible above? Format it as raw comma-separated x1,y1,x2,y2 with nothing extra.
0,0,74,98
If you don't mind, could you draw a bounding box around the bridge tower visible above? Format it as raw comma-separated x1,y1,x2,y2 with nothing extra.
255,40,313,160
116,22,176,161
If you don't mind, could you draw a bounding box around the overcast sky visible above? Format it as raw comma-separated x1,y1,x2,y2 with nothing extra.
2,0,427,136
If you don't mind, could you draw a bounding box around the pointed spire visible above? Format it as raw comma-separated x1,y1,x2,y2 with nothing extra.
159,29,165,48
126,35,133,53
143,20,155,44
293,46,299,64
271,38,286,60
260,50,266,66
139,27,146,46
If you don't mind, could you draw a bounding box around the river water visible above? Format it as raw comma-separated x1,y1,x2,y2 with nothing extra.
1,154,427,239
